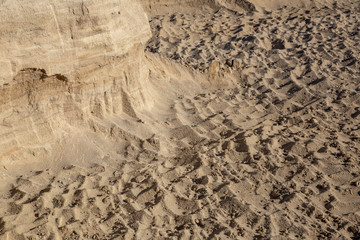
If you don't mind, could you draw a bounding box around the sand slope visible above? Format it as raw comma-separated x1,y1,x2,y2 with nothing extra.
1,0,360,239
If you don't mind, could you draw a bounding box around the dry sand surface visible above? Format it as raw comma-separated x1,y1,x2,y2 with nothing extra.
1,0,360,239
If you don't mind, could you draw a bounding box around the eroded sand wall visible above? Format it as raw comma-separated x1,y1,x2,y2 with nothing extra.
0,0,151,83
0,0,153,165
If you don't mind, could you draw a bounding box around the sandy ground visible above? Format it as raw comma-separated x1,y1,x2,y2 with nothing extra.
1,0,360,239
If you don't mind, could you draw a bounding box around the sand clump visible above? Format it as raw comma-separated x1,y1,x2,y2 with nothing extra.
1,0,360,239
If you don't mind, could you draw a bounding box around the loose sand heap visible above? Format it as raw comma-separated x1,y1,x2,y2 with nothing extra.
1,0,360,239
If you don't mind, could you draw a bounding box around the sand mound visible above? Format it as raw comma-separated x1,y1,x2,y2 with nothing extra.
1,0,360,239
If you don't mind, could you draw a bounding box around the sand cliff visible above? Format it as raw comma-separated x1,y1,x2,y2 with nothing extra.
0,0,155,170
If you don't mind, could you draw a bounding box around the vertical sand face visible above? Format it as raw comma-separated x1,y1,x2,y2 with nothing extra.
0,0,154,168
0,0,151,84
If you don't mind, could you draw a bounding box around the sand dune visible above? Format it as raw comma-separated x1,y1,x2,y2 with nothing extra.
1,0,360,239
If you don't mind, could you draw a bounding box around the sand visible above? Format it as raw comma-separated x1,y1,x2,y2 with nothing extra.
1,0,360,239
